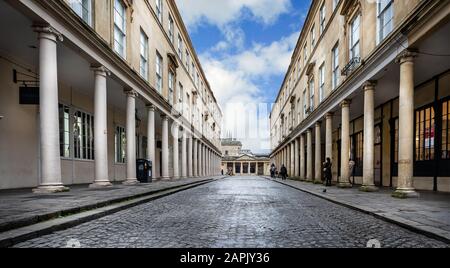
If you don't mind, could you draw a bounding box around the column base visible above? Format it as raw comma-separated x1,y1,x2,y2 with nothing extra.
392,188,420,199
313,180,323,185
89,181,113,188
122,178,139,185
359,185,379,192
33,185,70,194
337,181,353,188
161,176,171,181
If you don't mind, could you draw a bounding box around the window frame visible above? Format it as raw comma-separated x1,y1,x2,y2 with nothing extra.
113,0,127,59
70,0,93,26
156,51,163,94
139,29,149,81
73,109,95,161
177,34,183,61
319,2,326,35
319,63,325,103
155,0,163,23
377,0,394,44
332,43,340,90
414,104,436,162
349,14,361,60
168,71,174,105
168,13,174,44
115,126,126,164
309,78,315,111
59,103,71,158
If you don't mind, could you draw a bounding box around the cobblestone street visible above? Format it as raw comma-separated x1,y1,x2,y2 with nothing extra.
14,177,449,248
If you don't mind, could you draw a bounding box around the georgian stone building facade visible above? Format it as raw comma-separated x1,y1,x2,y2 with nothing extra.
270,0,450,196
221,139,271,176
0,0,222,192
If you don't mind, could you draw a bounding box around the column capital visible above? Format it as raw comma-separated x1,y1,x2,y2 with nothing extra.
315,121,322,127
33,24,63,42
340,99,352,108
306,128,312,134
362,80,377,91
325,112,334,119
161,114,169,121
146,104,156,111
124,89,138,98
91,65,111,77
395,49,418,64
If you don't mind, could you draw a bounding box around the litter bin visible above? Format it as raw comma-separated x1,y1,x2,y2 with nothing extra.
136,159,152,183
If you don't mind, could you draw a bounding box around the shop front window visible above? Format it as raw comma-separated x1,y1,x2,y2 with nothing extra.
442,100,450,159
415,106,435,161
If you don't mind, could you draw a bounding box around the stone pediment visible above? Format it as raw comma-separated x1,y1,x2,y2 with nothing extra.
235,154,257,161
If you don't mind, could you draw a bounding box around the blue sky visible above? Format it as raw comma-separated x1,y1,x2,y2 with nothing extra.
176,0,312,153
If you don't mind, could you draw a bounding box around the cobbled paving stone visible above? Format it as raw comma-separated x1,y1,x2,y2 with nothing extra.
13,177,449,248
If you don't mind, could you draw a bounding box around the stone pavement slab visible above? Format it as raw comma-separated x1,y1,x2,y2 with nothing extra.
0,176,224,233
262,176,450,243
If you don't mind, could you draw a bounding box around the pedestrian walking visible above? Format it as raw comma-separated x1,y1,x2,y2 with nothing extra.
280,164,288,181
323,158,332,186
270,164,276,178
349,159,356,184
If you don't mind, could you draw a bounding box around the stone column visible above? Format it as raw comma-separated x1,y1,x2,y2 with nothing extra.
306,129,313,182
290,142,295,177
300,134,306,181
90,66,112,188
314,122,322,184
361,81,379,192
281,149,284,167
193,138,198,177
206,148,209,176
201,144,206,177
287,144,291,175
206,147,209,176
199,144,203,176
161,115,170,180
147,104,156,179
203,145,207,176
294,138,299,177
172,122,180,179
325,113,333,184
339,100,352,188
208,149,211,176
325,113,333,161
181,128,187,178
33,26,68,193
188,134,193,177
394,51,419,198
123,90,139,185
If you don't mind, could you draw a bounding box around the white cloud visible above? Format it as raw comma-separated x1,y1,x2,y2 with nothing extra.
175,0,299,153
200,31,299,153
176,0,292,29
232,32,299,77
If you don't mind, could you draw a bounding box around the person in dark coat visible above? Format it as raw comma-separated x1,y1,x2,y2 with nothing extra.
270,164,276,178
323,158,332,186
280,164,288,181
